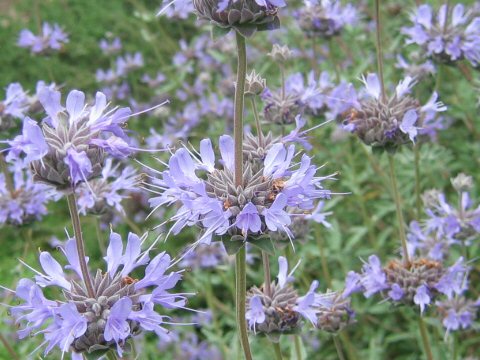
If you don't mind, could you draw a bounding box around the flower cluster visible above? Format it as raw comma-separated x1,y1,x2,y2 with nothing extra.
246,257,354,338
75,158,140,216
297,0,358,38
435,296,480,333
9,232,190,358
0,163,56,225
17,22,69,54
342,73,446,150
192,0,287,37
99,37,122,56
0,83,29,130
344,255,469,313
6,88,135,189
402,3,480,66
147,131,336,246
179,241,228,269
160,0,196,19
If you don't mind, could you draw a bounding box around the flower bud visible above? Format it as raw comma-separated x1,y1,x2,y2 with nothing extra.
268,44,292,63
451,173,473,192
245,70,266,97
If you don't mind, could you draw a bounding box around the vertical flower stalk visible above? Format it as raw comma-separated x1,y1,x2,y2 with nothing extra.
418,316,434,360
66,191,95,298
272,342,283,360
0,153,14,195
233,31,252,360
262,251,272,298
374,0,386,101
387,156,410,263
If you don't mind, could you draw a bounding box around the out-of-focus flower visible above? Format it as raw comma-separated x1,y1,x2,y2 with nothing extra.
344,255,469,314
395,53,436,79
0,83,29,131
297,0,358,38
8,232,190,358
17,22,68,54
116,52,144,76
179,241,228,269
5,88,137,189
160,0,195,19
341,73,446,150
75,158,140,215
0,162,56,225
436,296,480,333
99,37,122,55
402,3,480,66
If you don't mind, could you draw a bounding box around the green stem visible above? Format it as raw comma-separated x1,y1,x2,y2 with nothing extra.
272,342,283,360
0,333,20,360
94,216,106,254
116,209,142,235
67,192,95,298
0,154,14,195
387,155,410,263
234,31,246,187
250,97,264,147
374,0,386,102
280,64,286,100
328,38,340,82
294,335,303,360
414,144,422,218
339,332,359,360
418,316,434,360
333,336,346,360
315,226,332,288
443,0,451,34
262,251,272,297
235,246,252,360
106,350,119,360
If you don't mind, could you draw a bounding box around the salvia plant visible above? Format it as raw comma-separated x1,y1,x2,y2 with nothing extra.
0,0,479,359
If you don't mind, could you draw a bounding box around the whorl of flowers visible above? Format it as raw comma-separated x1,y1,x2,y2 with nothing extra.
342,73,446,150
246,257,354,338
147,131,336,246
0,83,29,131
297,0,357,38
6,88,136,190
75,158,140,216
192,0,286,37
344,254,469,313
8,232,190,358
179,241,228,269
407,173,480,260
402,3,480,66
0,163,56,226
435,296,480,333
17,22,69,54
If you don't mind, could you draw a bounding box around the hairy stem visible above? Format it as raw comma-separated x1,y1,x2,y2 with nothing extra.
272,342,283,360
333,336,346,360
418,316,434,360
374,0,386,102
262,251,272,297
94,216,106,253
294,335,303,360
67,192,95,298
106,350,119,360
414,144,422,218
387,155,410,263
235,246,252,360
250,97,264,147
234,31,246,187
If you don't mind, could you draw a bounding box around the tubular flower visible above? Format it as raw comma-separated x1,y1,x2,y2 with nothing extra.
7,232,190,358
402,3,480,66
342,73,446,150
147,131,337,247
5,88,136,190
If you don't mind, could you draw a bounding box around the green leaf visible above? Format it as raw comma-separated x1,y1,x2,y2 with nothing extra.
210,25,231,41
248,235,275,255
221,236,245,255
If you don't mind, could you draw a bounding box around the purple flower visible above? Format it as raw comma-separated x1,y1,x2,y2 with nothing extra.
402,4,480,66
99,37,122,55
414,285,431,313
246,295,266,332
17,22,68,54
0,83,29,123
104,297,132,356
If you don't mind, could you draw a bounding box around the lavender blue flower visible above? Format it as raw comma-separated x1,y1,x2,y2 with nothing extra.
179,241,228,269
0,83,29,130
17,22,68,54
147,132,337,247
436,296,480,333
6,231,190,358
402,3,480,66
0,161,56,225
99,37,122,55
160,0,195,19
5,88,136,189
342,73,446,149
297,0,358,38
344,255,470,314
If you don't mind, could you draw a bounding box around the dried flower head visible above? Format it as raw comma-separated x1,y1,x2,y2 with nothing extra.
268,43,293,63
245,70,267,97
